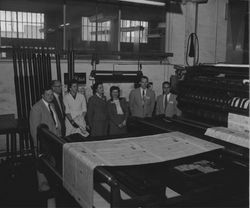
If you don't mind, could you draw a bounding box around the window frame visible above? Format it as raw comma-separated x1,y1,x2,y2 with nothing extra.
81,16,111,42
0,10,45,39
120,19,148,43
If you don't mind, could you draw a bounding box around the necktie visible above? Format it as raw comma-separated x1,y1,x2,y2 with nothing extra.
142,90,146,106
48,104,56,125
58,94,63,113
164,94,168,111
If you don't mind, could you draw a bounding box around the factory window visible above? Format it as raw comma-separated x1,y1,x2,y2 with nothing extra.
81,17,110,42
120,20,148,43
0,10,44,39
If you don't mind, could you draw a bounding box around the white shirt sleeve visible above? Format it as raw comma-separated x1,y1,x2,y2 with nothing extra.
81,94,87,114
64,94,71,114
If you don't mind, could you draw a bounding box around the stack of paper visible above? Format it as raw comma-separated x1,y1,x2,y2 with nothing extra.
228,113,249,134
205,126,249,148
63,132,223,208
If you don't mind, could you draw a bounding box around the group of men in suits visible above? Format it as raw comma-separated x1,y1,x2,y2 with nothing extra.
129,76,181,118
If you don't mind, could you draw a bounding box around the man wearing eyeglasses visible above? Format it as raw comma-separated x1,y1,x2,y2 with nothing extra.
156,81,181,117
51,80,66,136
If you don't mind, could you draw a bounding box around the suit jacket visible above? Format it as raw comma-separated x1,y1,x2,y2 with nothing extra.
29,99,61,148
156,93,181,117
129,88,156,118
52,94,66,136
87,94,108,136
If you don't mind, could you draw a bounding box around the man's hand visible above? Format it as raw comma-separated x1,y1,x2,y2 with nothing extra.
122,120,126,126
79,126,87,134
118,120,126,128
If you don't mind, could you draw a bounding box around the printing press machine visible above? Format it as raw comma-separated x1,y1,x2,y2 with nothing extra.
37,64,249,208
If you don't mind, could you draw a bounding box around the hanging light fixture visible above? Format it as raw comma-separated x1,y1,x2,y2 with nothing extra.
120,0,165,6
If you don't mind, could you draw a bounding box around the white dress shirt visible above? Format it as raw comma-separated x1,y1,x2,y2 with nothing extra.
163,93,171,109
140,88,147,98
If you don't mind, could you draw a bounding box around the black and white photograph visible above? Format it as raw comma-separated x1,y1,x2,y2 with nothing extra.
0,0,249,207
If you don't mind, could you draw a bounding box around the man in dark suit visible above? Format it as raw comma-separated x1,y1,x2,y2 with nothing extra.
156,81,181,117
51,80,66,137
30,86,61,208
129,76,156,118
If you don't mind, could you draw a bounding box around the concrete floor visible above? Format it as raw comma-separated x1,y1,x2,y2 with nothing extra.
0,158,79,208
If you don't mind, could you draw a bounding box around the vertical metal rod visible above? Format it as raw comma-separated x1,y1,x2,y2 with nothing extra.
22,49,31,117
37,52,42,97
11,134,16,159
32,52,40,102
27,49,36,105
71,50,75,78
22,49,32,154
13,134,17,160
63,3,66,51
41,48,48,88
194,2,198,35
45,50,50,86
117,9,121,60
193,2,198,66
19,132,24,158
56,51,62,81
95,3,98,50
6,134,10,159
37,50,44,92
67,49,71,81
13,48,22,119
17,48,26,119
47,51,52,83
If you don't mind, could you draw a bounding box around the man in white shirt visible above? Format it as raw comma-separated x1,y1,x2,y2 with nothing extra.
129,76,156,118
156,81,181,117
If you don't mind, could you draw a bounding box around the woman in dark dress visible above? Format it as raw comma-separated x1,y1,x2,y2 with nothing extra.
87,82,108,137
107,86,128,136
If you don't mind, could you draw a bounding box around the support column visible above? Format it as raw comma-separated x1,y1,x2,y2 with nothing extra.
63,3,66,51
